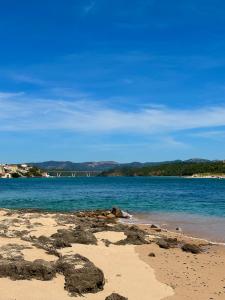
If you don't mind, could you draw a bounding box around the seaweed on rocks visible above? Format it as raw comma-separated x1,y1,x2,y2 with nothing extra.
115,226,149,245
51,226,98,245
54,213,79,226
22,235,62,258
0,243,32,261
0,252,105,297
56,254,105,296
0,259,56,280
52,238,72,249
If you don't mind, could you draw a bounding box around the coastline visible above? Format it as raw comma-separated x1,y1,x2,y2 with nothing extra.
122,211,225,244
0,208,224,299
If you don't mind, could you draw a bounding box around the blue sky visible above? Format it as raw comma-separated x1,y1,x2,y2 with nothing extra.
1,0,225,162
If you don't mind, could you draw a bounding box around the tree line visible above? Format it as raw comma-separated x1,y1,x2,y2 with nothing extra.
100,161,225,177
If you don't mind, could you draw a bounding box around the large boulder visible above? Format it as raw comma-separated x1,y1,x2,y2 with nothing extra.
105,293,128,300
56,254,105,296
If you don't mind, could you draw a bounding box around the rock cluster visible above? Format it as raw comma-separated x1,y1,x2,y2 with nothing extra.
0,254,105,296
116,229,149,245
156,238,203,254
0,259,56,281
51,226,98,246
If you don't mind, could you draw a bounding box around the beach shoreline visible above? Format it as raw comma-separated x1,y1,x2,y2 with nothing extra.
0,208,224,299
121,211,225,244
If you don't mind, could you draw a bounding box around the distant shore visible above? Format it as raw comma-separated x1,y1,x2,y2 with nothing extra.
184,173,225,179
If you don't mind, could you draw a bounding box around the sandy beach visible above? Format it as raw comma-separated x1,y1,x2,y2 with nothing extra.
0,208,224,299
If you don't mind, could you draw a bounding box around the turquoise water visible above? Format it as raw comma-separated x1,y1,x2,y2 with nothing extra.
0,176,224,216
0,177,225,241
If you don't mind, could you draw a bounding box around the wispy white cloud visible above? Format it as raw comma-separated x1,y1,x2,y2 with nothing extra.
0,91,225,134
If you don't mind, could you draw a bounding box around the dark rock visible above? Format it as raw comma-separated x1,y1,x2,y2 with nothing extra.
37,235,51,244
148,252,156,257
157,239,170,249
116,231,149,245
56,254,105,296
29,236,62,258
154,228,162,232
150,224,159,229
45,247,62,258
111,207,124,218
166,238,178,246
33,235,71,251
53,238,72,249
51,227,97,245
176,227,182,232
105,293,128,300
181,243,202,254
157,238,178,249
0,259,56,280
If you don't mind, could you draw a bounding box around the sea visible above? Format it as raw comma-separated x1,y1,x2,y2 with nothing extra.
0,176,225,243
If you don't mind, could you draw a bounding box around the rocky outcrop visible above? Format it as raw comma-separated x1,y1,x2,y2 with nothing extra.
51,226,97,245
0,253,105,297
56,254,105,296
0,259,56,280
115,226,149,245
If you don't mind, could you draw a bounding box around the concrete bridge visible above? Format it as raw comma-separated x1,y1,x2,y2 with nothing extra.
47,170,102,177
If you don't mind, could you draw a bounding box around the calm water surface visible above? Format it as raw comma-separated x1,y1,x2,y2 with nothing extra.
0,177,225,242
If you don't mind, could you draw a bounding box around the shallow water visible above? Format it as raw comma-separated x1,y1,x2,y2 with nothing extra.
0,177,225,241
125,212,225,243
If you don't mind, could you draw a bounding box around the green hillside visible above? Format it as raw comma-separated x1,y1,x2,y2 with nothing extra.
100,161,225,177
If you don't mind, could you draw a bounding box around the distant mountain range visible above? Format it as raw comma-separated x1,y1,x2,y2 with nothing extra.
29,158,213,172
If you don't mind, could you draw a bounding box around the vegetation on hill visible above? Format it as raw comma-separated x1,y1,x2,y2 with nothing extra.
99,161,225,177
29,158,211,172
